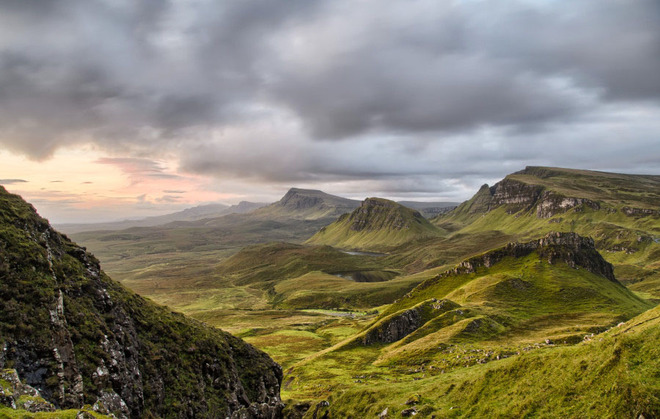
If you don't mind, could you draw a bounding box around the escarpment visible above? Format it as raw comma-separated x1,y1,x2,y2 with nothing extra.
0,186,283,418
419,232,618,292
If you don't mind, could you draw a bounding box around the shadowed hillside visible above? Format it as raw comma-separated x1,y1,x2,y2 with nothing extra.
0,186,283,418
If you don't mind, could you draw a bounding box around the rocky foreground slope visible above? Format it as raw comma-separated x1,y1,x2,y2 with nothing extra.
0,186,283,418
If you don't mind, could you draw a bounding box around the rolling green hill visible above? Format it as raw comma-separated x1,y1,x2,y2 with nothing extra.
307,198,445,251
282,232,655,418
287,303,660,418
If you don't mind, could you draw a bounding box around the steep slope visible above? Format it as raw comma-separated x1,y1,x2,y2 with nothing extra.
435,166,660,298
355,233,651,357
0,186,283,418
307,198,445,251
283,233,655,417
249,188,360,221
292,304,660,418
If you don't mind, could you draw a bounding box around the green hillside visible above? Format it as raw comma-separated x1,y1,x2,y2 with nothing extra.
282,233,654,417
287,304,660,418
307,198,445,251
0,186,283,418
435,166,660,299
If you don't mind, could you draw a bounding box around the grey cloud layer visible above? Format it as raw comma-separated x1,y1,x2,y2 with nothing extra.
1,0,659,194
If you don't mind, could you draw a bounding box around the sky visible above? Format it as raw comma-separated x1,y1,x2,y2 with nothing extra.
1,0,659,223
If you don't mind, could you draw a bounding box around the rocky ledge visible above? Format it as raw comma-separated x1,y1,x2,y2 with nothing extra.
419,232,617,292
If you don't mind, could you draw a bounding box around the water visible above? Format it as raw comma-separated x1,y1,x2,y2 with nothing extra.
340,250,386,257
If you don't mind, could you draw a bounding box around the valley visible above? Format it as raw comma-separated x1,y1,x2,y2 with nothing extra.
3,166,659,417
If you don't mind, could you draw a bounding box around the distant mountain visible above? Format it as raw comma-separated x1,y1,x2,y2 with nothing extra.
249,188,360,220
57,201,267,234
0,186,283,417
397,200,459,218
307,197,445,251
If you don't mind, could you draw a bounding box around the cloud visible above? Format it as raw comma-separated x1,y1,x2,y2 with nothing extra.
0,178,28,184
0,0,658,200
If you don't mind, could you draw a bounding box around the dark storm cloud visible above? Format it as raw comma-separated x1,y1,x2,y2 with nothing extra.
0,0,659,192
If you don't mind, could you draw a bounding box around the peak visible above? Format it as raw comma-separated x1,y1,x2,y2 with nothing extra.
283,187,324,196
361,197,400,207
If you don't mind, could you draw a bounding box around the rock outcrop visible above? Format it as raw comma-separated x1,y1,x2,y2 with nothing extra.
362,299,460,345
0,186,283,418
420,232,618,291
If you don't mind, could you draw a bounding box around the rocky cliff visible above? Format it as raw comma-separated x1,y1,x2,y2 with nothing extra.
0,186,283,418
451,167,608,219
420,232,617,292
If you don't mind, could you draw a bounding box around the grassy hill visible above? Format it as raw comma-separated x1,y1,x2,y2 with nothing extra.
434,166,660,299
286,304,660,418
282,233,654,417
307,198,445,251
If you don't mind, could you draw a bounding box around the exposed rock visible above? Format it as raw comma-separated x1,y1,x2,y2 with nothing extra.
622,207,660,217
362,299,460,345
488,179,544,214
401,407,417,416
0,369,55,413
362,308,422,345
536,191,600,218
420,232,618,291
0,186,284,418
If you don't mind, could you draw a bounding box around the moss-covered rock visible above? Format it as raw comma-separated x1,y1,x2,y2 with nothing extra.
0,186,283,418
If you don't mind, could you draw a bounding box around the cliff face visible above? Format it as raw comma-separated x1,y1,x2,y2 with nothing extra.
453,169,605,219
0,186,283,418
425,232,617,287
256,188,360,220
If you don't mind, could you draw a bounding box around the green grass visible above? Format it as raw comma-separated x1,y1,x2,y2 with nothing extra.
282,306,660,418
0,407,111,418
307,198,445,251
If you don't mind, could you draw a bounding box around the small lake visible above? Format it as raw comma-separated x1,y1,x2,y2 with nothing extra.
340,250,387,257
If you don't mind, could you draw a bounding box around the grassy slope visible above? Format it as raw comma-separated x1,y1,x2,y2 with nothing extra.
294,305,660,418
307,198,445,251
434,167,660,299
282,252,654,418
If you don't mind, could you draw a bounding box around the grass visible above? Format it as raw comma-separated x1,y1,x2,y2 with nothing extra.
307,198,445,251
282,306,660,418
0,407,111,418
